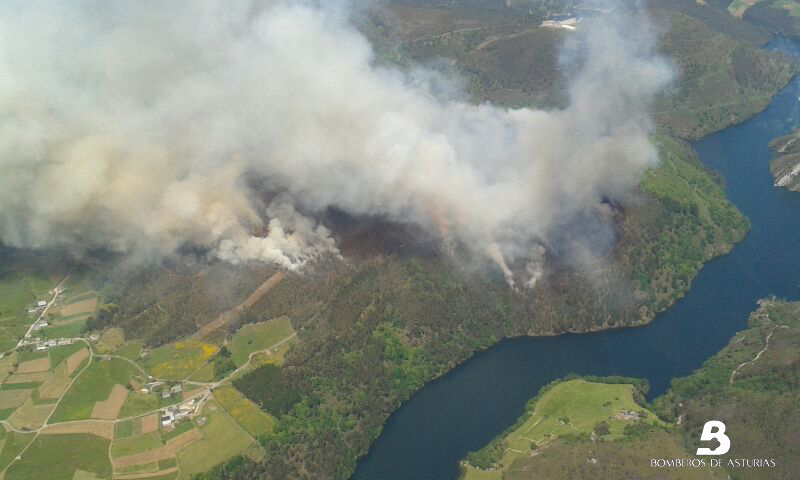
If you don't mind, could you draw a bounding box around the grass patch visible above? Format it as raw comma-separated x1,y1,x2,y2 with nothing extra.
0,430,35,470
95,328,124,354
228,317,295,367
5,433,111,480
464,379,662,475
119,392,159,419
39,320,87,340
158,457,178,470
176,405,253,478
0,382,41,390
49,357,137,422
18,350,48,363
188,362,215,382
114,341,143,361
214,386,275,437
161,420,195,442
48,342,85,368
115,462,158,475
142,340,219,380
111,431,163,458
114,417,141,439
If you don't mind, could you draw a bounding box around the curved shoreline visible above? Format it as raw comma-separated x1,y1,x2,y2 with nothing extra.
352,35,800,480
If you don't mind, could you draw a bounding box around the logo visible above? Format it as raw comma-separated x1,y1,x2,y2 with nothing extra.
696,420,730,455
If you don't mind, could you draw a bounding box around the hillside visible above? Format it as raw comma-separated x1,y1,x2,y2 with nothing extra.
462,378,722,480
653,299,800,479
368,0,799,140
462,299,800,479
769,128,800,191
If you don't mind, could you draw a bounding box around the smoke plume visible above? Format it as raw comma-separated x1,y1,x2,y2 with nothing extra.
0,1,672,278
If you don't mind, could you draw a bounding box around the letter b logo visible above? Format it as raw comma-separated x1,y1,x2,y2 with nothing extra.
696,421,730,455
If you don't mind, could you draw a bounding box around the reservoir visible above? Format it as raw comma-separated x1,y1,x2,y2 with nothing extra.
352,37,800,480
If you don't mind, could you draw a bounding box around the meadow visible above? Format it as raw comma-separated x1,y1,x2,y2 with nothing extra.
49,357,136,422
214,385,275,437
228,317,295,367
142,340,219,380
463,379,663,479
5,433,112,480
176,403,255,477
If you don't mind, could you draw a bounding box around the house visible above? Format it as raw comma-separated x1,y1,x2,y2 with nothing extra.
169,385,183,395
161,414,174,427
36,301,46,308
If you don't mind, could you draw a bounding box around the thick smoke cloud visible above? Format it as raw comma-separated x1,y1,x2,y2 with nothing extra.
0,0,672,279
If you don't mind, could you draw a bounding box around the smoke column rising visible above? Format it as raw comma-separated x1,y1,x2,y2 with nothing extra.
0,0,672,278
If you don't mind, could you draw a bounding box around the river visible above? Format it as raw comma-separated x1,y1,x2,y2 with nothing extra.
352,36,800,480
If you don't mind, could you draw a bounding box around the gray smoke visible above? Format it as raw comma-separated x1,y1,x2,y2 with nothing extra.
0,1,672,279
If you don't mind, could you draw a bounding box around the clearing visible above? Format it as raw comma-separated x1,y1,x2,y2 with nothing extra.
191,272,285,340
213,385,275,437
228,316,295,367
462,379,663,480
142,340,218,380
176,402,255,477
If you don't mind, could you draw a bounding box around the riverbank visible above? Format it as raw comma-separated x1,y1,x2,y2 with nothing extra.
352,35,800,480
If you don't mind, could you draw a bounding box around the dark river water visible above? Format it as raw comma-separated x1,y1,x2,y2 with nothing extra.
352,37,800,480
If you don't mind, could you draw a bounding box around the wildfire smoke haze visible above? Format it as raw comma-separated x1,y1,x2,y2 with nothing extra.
0,1,672,283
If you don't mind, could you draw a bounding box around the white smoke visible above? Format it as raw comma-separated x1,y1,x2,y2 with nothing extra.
0,0,672,278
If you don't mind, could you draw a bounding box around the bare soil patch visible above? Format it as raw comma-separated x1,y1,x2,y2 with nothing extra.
114,466,178,479
59,297,98,316
38,363,71,399
113,428,202,468
66,347,90,375
42,420,114,439
91,384,128,419
0,389,33,409
16,357,51,374
140,414,158,434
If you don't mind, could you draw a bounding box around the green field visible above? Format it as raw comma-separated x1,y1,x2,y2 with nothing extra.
49,357,136,422
37,319,87,340
463,379,663,479
114,340,143,361
0,429,35,470
142,340,219,380
111,430,163,458
115,417,142,439
214,385,275,437
177,403,254,477
119,391,160,418
5,433,111,480
229,317,295,367
48,343,86,368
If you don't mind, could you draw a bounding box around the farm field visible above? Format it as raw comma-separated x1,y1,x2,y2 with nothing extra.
228,316,295,367
213,385,275,437
461,379,665,480
114,340,143,361
0,257,63,351
176,402,255,477
142,340,219,380
49,356,137,422
5,433,112,480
